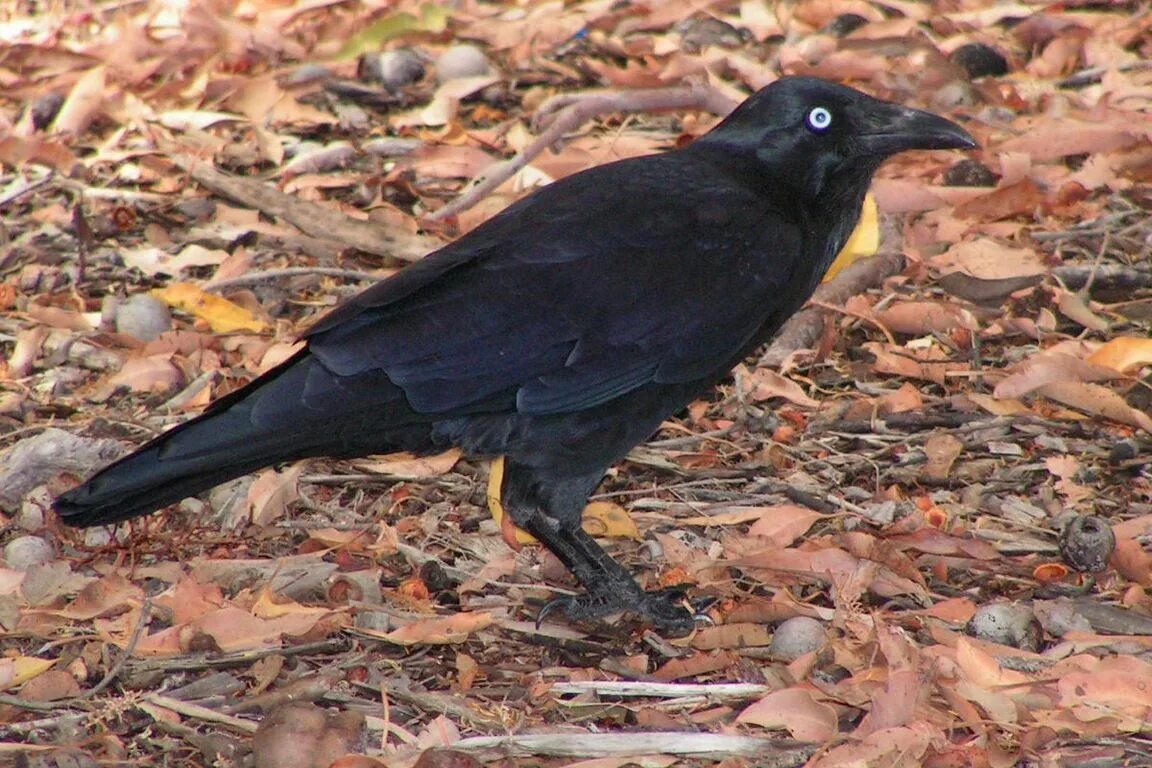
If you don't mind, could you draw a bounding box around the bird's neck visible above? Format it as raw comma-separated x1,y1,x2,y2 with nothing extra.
810,183,871,277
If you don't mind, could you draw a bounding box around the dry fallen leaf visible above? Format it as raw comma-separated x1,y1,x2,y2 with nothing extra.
737,688,838,742
153,283,271,334
994,351,1123,400
746,505,823,547
353,448,462,477
0,657,56,690
365,611,495,645
1087,337,1152,374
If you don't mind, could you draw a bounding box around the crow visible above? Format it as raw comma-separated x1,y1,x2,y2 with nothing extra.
55,77,975,634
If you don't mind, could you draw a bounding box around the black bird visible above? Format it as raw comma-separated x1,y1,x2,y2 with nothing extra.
55,77,975,634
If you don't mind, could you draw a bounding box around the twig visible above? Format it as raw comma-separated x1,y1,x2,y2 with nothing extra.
161,369,218,412
174,156,437,261
203,266,388,292
447,732,815,763
0,694,61,712
350,679,507,729
808,298,897,345
71,201,93,284
549,680,769,700
125,638,349,674
75,598,152,701
1060,60,1152,88
0,170,55,208
141,694,259,733
1052,264,1152,292
810,411,996,435
0,600,150,716
761,251,907,368
428,82,739,222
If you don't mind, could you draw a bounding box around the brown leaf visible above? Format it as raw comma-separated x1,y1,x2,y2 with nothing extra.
737,688,838,742
16,669,81,702
0,136,80,172
1111,538,1152,586
735,545,927,599
747,505,823,547
998,119,1145,162
810,724,934,768
876,301,977,337
244,466,302,527
51,65,106,136
1057,655,1152,709
367,611,494,645
737,365,819,407
923,434,964,481
689,622,774,651
104,355,185,394
994,352,1122,400
412,749,482,768
1037,380,1152,432
53,572,142,620
353,448,462,477
953,178,1048,221
154,578,227,625
934,237,1047,280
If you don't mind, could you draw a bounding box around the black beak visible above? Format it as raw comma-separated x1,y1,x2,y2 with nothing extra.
856,104,978,156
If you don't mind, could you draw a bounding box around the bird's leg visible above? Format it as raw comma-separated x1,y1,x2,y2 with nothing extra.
510,504,696,636
496,458,697,635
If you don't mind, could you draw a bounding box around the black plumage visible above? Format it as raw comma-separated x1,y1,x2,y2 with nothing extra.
55,77,975,634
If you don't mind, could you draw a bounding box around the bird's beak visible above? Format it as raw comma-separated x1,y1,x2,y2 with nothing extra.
856,104,978,156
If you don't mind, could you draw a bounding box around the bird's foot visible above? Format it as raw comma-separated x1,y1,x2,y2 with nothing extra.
536,583,710,637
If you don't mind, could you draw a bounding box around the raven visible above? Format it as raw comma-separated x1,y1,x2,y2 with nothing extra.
55,77,975,634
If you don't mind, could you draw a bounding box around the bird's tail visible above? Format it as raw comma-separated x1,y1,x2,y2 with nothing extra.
54,351,423,527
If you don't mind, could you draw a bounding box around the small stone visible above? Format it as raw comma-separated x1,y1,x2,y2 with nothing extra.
359,49,426,90
436,44,492,83
114,294,172,341
967,602,1041,651
769,615,827,662
4,535,55,570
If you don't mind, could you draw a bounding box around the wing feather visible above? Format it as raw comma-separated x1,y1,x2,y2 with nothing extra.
304,150,809,417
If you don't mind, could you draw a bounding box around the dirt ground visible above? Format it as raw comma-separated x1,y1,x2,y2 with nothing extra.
2,1,1152,766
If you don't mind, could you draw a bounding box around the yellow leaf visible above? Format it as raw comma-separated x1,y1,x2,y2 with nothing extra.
152,283,270,333
580,501,641,539
824,192,878,282
1087,337,1152,374
252,585,332,620
0,657,56,690
487,457,640,545
335,3,451,58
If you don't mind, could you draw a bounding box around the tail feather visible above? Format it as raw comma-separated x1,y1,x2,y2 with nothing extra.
53,423,330,527
54,351,433,527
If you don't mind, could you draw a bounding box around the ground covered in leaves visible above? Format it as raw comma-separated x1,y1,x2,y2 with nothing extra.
2,1,1152,766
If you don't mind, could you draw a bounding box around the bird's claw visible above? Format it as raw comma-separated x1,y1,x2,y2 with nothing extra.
536,585,706,637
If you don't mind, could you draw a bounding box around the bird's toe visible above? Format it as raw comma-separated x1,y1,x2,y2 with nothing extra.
536,584,700,637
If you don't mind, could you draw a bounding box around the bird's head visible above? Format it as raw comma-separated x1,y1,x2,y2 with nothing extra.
695,76,977,206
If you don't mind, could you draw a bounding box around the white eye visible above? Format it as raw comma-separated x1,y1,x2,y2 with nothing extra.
806,106,833,133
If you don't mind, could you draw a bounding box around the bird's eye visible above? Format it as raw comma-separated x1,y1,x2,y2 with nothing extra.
806,106,833,133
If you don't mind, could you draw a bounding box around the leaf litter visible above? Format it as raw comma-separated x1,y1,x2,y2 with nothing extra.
1,0,1152,766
